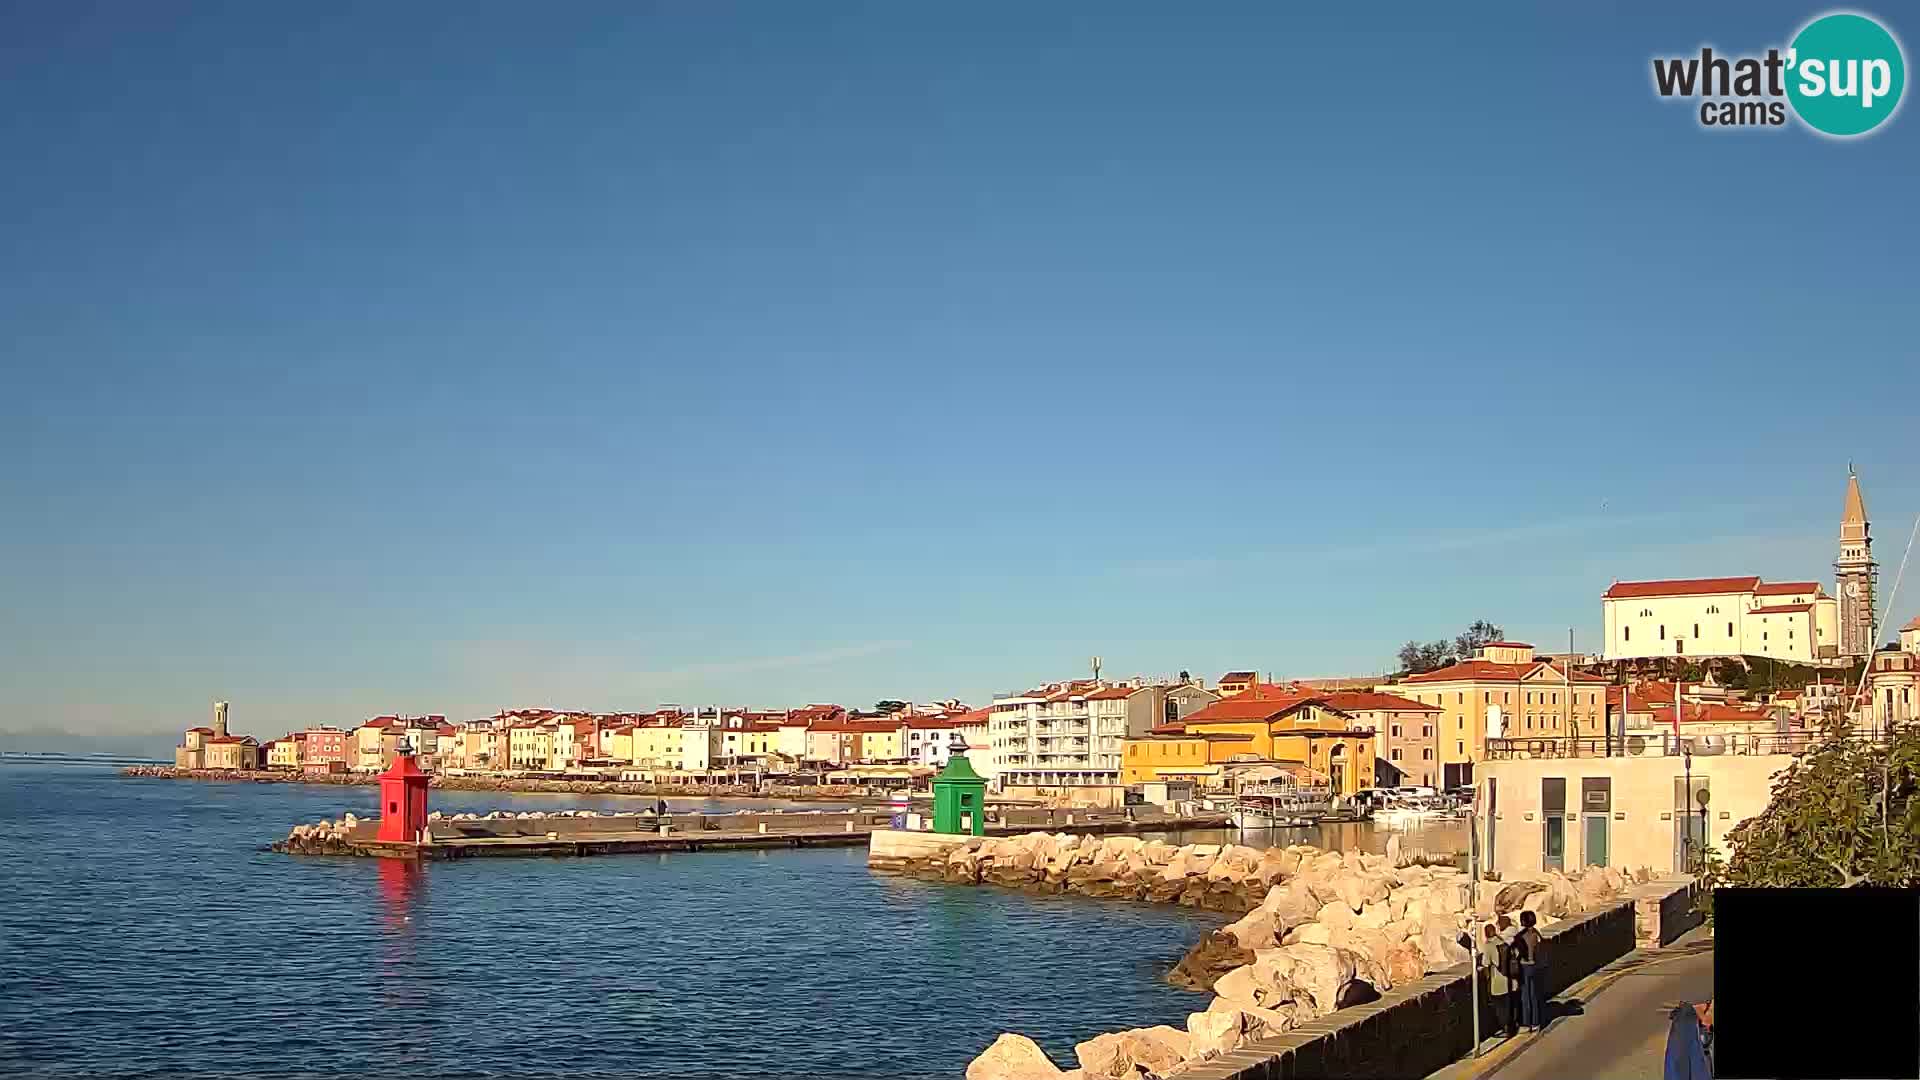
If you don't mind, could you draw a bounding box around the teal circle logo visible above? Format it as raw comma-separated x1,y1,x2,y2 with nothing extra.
1786,13,1906,136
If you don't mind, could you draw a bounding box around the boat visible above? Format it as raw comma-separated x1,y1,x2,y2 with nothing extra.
1369,792,1464,828
1229,782,1332,829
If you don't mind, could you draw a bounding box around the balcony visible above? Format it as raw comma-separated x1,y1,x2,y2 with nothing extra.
1483,729,1884,761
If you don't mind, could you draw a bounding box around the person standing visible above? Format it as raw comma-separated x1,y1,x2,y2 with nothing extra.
1496,915,1521,1033
1481,924,1516,1038
1516,910,1546,1031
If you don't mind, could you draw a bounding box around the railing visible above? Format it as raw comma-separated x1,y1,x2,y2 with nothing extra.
1484,729,1888,760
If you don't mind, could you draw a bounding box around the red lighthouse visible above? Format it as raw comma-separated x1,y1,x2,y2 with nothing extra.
375,747,431,843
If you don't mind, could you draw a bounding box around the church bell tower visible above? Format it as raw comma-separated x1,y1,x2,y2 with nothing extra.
1836,468,1878,657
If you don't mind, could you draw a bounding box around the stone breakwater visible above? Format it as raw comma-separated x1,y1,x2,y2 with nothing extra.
938,834,1654,1080
271,806,864,855
121,765,849,801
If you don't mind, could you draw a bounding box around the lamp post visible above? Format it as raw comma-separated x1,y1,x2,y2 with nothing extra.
1682,744,1694,876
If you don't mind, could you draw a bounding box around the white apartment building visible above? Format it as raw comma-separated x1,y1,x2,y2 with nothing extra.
1602,576,1840,663
990,679,1215,789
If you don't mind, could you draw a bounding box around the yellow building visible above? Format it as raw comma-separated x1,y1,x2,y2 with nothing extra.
1381,642,1606,786
266,735,303,770
508,723,556,770
630,721,687,768
204,735,260,771
1216,671,1259,697
1121,687,1376,795
351,718,403,772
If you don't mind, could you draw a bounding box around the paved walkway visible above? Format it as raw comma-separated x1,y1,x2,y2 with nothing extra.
1428,926,1715,1080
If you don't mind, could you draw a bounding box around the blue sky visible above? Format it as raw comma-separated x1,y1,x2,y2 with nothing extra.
3,2,1916,743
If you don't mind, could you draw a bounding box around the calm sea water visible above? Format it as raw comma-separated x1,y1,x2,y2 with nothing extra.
0,764,1245,1079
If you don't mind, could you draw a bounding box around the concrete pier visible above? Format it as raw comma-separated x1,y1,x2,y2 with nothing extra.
276,807,1231,860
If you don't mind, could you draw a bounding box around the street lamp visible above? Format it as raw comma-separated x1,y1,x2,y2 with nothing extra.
1682,744,1693,875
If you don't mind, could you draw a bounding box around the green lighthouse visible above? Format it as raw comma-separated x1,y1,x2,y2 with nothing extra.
930,751,987,835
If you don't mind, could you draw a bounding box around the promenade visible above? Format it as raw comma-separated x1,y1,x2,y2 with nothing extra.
1428,925,1714,1080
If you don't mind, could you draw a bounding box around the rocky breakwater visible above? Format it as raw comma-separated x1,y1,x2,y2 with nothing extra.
961,839,1656,1080
899,833,1329,913
272,813,367,854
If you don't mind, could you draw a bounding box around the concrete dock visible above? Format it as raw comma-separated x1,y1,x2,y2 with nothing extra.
276,807,1233,860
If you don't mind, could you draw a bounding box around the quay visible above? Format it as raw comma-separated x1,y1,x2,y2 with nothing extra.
278,804,1230,861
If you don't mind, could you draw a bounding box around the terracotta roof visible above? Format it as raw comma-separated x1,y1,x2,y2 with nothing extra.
951,707,993,725
1904,615,1920,632
1180,691,1317,723
904,714,962,729
1604,576,1760,599
186,727,214,734
1398,660,1605,685
1147,723,1189,735
206,735,256,745
1755,582,1820,596
1085,686,1139,701
1219,671,1258,682
1650,703,1773,725
1317,690,1440,713
1749,603,1813,615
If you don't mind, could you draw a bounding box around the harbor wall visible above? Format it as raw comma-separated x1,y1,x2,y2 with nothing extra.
1172,891,1657,1080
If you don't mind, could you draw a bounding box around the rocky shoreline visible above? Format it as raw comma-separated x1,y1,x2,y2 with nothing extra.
120,765,855,801
925,833,1652,1079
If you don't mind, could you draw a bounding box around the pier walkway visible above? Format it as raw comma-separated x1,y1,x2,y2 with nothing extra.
1426,925,1714,1080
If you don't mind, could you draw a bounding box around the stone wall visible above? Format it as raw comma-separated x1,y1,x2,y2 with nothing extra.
1634,877,1703,948
1168,899,1642,1080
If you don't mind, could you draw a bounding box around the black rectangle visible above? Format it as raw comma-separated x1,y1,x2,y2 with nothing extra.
1715,888,1920,1079
1581,775,1611,812
1542,776,1566,814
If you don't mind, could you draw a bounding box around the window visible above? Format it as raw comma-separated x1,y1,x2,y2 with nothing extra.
1763,632,1769,641
1390,749,1402,761
1526,716,1534,729
1641,607,1653,617
1503,693,1510,704
1728,622,1735,637
1422,748,1434,760
1551,693,1558,705
1693,623,1700,638
1484,692,1492,704
1422,724,1433,737
1391,724,1402,737
1457,692,1464,704
1625,627,1631,642
1456,740,1465,754
1659,625,1666,640
1789,629,1795,639
1707,605,1719,614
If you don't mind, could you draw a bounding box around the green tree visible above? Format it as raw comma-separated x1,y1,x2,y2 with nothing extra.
1394,620,1505,675
1452,620,1506,660
1715,720,1920,892
873,699,909,715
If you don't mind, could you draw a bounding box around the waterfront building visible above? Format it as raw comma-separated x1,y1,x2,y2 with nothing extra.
629,717,688,770
432,722,459,769
990,678,1216,791
1174,688,1377,796
349,717,408,772
1475,729,1826,877
203,734,260,771
507,721,555,771
1315,690,1442,788
458,721,506,773
1379,642,1605,788
174,727,212,770
906,711,970,766
301,726,348,773
266,734,303,770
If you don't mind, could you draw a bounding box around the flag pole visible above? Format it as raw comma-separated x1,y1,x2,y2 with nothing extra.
1469,801,1482,1055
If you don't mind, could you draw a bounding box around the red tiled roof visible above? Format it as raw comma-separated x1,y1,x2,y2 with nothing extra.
1180,691,1317,723
1755,582,1820,596
1085,686,1139,700
206,735,256,745
436,723,456,735
1750,603,1813,615
1604,576,1760,599
1650,703,1773,725
904,714,962,729
951,707,993,725
1317,690,1440,713
186,727,214,734
1399,660,1605,684
1905,616,1920,632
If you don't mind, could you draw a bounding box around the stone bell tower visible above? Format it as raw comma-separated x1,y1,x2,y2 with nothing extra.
1836,468,1878,658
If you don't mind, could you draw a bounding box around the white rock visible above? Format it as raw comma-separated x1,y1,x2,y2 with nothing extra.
966,1034,1065,1080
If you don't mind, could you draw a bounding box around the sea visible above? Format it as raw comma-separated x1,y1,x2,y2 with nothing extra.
0,762,1464,1079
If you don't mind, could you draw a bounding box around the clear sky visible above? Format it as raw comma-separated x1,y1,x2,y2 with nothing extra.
4,2,1916,745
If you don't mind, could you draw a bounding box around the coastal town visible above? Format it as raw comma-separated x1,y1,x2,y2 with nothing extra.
166,472,1905,812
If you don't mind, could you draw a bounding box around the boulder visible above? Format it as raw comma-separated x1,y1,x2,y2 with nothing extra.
1223,908,1280,952
1259,880,1318,928
967,1034,1066,1080
1074,1026,1192,1080
1353,901,1393,930
1315,901,1357,932
1418,920,1472,973
1286,922,1332,946
1495,880,1548,914
1274,943,1359,1018
1142,840,1179,866
1328,926,1397,990
1384,942,1427,987
1186,1007,1263,1058
1167,930,1255,991
1213,951,1299,1013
